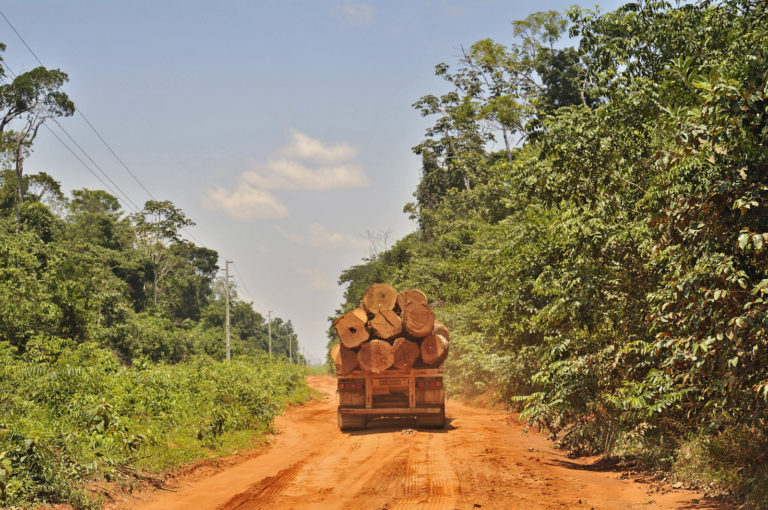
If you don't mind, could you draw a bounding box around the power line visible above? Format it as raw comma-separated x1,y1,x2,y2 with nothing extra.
0,63,140,212
42,124,138,212
0,8,44,67
0,6,156,202
0,7,209,243
231,262,254,300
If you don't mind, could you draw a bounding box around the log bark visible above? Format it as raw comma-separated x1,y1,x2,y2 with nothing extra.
361,283,398,314
357,339,394,373
330,343,359,375
421,334,449,366
432,320,450,342
396,289,428,311
392,337,420,370
402,302,435,338
369,309,402,340
333,311,370,348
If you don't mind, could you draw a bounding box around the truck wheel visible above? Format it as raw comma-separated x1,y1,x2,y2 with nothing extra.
417,408,445,429
337,409,366,431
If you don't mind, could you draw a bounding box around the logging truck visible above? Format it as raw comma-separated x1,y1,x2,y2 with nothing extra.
332,284,449,431
336,367,445,430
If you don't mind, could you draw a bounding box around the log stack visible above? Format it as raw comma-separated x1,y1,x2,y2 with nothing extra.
331,284,449,374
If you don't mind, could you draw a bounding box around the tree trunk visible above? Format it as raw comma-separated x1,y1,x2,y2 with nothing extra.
392,337,420,369
357,339,394,373
502,128,513,163
361,283,398,314
402,302,435,338
396,289,428,312
331,343,359,375
432,320,450,342
369,309,402,340
421,334,449,366
333,310,370,348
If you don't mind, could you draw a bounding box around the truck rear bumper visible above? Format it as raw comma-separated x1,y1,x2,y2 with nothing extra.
339,407,442,415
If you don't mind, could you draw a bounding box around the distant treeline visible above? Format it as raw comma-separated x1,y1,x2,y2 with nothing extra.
330,1,768,506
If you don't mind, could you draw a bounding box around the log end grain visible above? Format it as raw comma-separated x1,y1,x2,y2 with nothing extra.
357,339,394,373
392,337,420,369
369,309,403,340
396,289,428,311
421,334,449,366
432,320,450,342
334,311,370,348
331,343,359,375
361,283,398,314
402,302,435,338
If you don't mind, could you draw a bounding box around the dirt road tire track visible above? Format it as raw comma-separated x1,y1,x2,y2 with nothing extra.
117,376,729,510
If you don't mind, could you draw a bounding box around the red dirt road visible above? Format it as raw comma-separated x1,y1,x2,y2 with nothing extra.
120,376,728,510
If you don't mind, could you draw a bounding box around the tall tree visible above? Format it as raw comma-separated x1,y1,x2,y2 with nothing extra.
0,66,74,231
132,200,194,307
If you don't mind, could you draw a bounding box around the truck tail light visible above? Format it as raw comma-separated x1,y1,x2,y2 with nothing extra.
417,380,443,388
338,381,363,390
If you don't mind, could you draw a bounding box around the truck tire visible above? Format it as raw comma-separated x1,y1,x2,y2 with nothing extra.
416,407,445,429
337,409,366,431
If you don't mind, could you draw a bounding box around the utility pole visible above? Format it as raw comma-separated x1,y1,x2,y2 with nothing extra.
267,310,272,357
225,260,233,361
289,333,293,364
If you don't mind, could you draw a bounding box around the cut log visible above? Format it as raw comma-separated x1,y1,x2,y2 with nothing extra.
421,334,449,366
350,307,368,323
392,337,420,369
402,302,435,338
369,309,403,340
333,311,370,348
396,289,428,311
331,343,359,375
357,339,394,373
361,283,398,314
432,320,450,342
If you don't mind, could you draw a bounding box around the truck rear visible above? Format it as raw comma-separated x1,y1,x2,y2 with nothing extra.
336,367,445,430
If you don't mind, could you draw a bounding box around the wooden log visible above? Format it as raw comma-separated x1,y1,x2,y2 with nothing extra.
361,283,398,314
392,337,420,370
396,289,428,311
330,343,359,375
350,307,368,323
333,311,370,348
402,302,435,338
421,334,449,366
357,339,394,373
432,320,450,342
369,309,403,340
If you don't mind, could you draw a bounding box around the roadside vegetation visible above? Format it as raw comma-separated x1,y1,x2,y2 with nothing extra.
329,1,768,506
0,47,307,508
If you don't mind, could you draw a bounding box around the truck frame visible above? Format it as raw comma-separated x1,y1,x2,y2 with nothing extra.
336,367,445,430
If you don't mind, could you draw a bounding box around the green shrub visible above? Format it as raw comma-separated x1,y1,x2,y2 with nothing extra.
0,339,308,509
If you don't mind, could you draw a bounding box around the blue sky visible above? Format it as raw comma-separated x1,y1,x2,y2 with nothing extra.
1,0,622,362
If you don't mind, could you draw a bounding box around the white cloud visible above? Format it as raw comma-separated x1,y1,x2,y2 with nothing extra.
277,223,369,250
203,130,367,221
340,3,375,26
204,184,288,220
281,130,355,164
307,223,368,249
298,267,336,291
243,131,369,190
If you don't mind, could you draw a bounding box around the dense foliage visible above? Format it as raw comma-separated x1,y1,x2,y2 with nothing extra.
0,46,308,508
331,0,768,505
0,340,308,508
